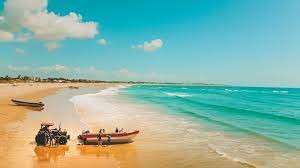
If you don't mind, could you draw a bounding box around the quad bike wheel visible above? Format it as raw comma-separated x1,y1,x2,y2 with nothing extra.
35,132,49,146
58,136,68,145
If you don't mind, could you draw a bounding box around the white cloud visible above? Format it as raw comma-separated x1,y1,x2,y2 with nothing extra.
77,66,105,76
143,39,163,52
39,64,69,72
16,33,31,42
0,30,14,42
23,12,98,41
86,66,104,76
2,0,47,31
5,64,105,79
45,42,60,52
97,38,107,45
133,39,163,52
15,48,25,55
0,16,4,23
8,65,30,71
0,30,32,42
113,68,138,80
4,64,171,82
0,0,98,44
37,64,103,77
52,65,69,71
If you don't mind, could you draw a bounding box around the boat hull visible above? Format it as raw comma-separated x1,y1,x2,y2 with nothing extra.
78,130,139,145
11,99,44,107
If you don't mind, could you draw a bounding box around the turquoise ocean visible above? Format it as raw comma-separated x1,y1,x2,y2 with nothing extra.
121,85,300,153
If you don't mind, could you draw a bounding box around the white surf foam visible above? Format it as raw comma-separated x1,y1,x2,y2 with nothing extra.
163,92,192,97
208,144,254,167
69,85,129,130
224,89,239,92
272,90,289,94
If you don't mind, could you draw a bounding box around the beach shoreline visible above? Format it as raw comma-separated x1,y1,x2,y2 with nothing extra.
0,82,124,168
0,88,268,168
0,83,271,168
68,85,254,168
0,82,120,125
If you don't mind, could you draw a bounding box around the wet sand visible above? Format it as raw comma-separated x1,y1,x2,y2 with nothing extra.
0,84,251,168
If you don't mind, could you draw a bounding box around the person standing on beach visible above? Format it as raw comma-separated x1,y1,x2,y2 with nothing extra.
97,129,102,146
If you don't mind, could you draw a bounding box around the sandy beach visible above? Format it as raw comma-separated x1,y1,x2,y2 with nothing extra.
1,0,298,167
0,83,114,124
0,82,119,167
0,83,253,168
0,83,62,124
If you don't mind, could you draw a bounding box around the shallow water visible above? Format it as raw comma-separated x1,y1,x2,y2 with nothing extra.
69,85,248,168
121,85,300,167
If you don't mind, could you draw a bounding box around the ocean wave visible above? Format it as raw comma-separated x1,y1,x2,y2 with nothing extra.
174,96,300,124
69,85,129,129
170,105,298,149
163,92,193,97
272,90,289,94
122,85,300,167
223,88,289,94
224,89,240,92
93,85,128,96
209,145,256,168
70,85,128,100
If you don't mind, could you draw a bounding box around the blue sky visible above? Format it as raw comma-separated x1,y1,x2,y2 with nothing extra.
0,0,299,87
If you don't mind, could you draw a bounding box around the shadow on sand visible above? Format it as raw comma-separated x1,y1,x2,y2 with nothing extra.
34,145,69,161
76,143,138,167
10,104,44,111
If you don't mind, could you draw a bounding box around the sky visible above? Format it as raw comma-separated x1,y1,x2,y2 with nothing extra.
0,0,299,87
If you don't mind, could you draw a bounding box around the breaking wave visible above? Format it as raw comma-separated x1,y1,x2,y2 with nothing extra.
69,85,129,130
163,92,193,97
272,90,289,94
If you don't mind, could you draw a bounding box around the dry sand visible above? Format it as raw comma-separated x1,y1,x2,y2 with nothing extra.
0,82,121,168
0,82,115,124
0,83,63,124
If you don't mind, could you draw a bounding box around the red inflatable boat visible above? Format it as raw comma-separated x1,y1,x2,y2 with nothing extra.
78,130,139,145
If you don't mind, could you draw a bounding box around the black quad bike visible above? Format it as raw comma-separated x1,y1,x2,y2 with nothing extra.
35,122,70,146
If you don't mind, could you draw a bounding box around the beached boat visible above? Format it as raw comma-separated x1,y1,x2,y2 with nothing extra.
11,99,45,107
78,130,139,145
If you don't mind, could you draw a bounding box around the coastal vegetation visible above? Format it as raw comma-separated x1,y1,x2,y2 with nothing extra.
0,75,219,86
